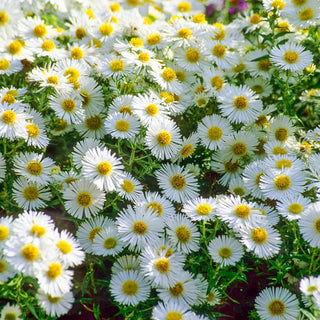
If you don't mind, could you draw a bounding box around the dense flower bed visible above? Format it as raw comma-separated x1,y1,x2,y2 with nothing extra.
0,0,320,319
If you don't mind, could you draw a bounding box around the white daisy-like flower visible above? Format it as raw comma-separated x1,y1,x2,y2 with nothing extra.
108,94,134,115
208,235,244,267
81,146,125,191
197,114,233,151
182,196,217,222
171,133,199,163
29,38,66,61
262,0,287,12
246,77,273,97
67,43,98,65
63,178,106,219
268,115,295,143
150,66,184,93
206,287,222,306
245,49,273,79
202,67,225,94
300,276,320,296
0,58,23,76
0,303,22,320
263,154,306,171
117,205,163,251
156,163,199,203
264,140,293,157
98,54,132,79
228,176,249,197
76,113,106,140
152,301,195,320
0,255,16,283
299,202,320,248
110,270,151,306
117,172,143,202
36,289,74,317
166,214,200,254
111,254,141,275
0,0,23,37
217,84,263,125
0,216,13,249
206,40,238,69
259,168,306,200
270,42,313,72
255,287,299,320
277,194,311,220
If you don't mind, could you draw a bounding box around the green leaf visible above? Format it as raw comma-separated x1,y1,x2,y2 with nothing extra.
250,54,270,62
300,309,318,320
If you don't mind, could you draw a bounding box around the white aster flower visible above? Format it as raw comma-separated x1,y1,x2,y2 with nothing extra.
182,196,217,222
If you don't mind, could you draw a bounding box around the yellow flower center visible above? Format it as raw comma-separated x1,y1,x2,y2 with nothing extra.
166,312,183,320
196,203,212,215
218,247,232,258
57,240,72,254
257,59,272,71
251,228,268,244
275,159,292,169
47,262,62,279
145,103,158,116
211,76,224,90
178,28,192,38
255,172,264,185
85,115,103,130
250,13,261,24
8,41,22,55
88,227,102,242
283,51,299,64
138,52,149,62
275,127,289,142
47,75,59,85
154,258,170,273
2,94,15,105
119,106,132,114
185,48,200,63
75,27,86,40
62,99,76,112
233,96,248,110
176,70,186,82
307,286,317,292
26,160,43,176
146,201,163,216
274,174,291,190
271,0,285,9
177,1,191,12
169,282,184,296
23,186,39,201
146,33,161,45
0,260,7,273
212,44,226,58
0,58,10,70
80,91,90,107
160,92,174,103
170,174,186,190
109,59,124,72
41,40,55,51
180,144,194,158
22,244,39,261
233,187,245,196
235,204,250,218
55,119,68,131
34,24,47,38
212,22,226,40
47,295,61,303
76,192,93,207
4,312,17,320
162,68,176,82
292,0,306,5
0,226,9,241
232,63,246,73
122,280,138,295
251,85,264,94
104,237,117,249
175,225,191,242
31,224,46,237
133,221,147,234
97,161,112,175
157,131,171,146
299,8,314,21
193,13,206,23
109,2,121,12
115,119,130,132
121,180,135,193
208,126,223,141
99,23,113,36
224,161,240,173
129,37,143,47
288,203,303,214
90,39,101,48
273,146,287,155
268,299,286,315
65,67,80,83
314,218,320,233
71,47,84,60
232,142,247,157
0,12,8,25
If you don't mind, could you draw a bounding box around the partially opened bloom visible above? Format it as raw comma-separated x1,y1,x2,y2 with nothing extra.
0,303,22,320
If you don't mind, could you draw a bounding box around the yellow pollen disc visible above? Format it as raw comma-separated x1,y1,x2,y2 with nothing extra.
276,159,292,169
198,98,206,106
143,17,153,25
8,41,22,55
177,1,191,12
26,160,43,176
170,174,186,190
211,76,224,90
99,23,113,36
299,8,313,21
31,224,46,237
122,280,138,295
255,172,264,185
208,126,223,141
232,142,247,157
62,99,76,112
47,75,58,85
160,92,174,103
288,203,302,214
47,262,62,279
194,85,205,95
219,247,232,258
176,70,186,82
55,119,67,131
41,39,55,51
76,191,93,207
23,186,39,201
75,27,86,40
47,295,61,303
196,203,212,215
2,94,15,104
129,37,143,47
178,28,192,38
119,106,132,114
273,146,287,155
80,91,90,107
268,299,286,315
233,187,245,196
88,227,102,242
155,258,170,273
0,58,10,70
162,68,176,82
71,47,84,60
307,286,317,292
175,225,191,242
0,12,8,25
193,13,206,23
115,119,130,132
235,204,250,218
169,282,184,296
257,59,272,71
109,59,124,72
85,115,102,130
146,33,161,45
224,161,239,173
0,226,9,241
233,96,248,110
212,44,226,58
133,221,147,234
274,174,291,190
138,52,149,62
207,292,215,302
97,161,112,175
314,218,320,233
0,260,7,273
283,51,299,64
251,85,264,94
185,48,200,63
121,180,135,193
212,22,226,40
271,0,285,9
232,63,246,73
57,240,72,254
65,67,80,83
292,0,306,5
34,24,47,38
146,103,158,115
90,38,101,48
250,13,261,24
22,244,39,261
251,228,268,244
275,127,289,142
180,144,194,158
146,201,163,216
64,177,78,185
104,237,117,249
110,2,121,12
174,93,180,102
157,131,172,146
